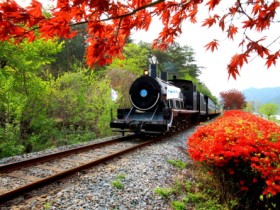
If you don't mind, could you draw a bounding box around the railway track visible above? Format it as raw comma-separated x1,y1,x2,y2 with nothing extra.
0,134,165,203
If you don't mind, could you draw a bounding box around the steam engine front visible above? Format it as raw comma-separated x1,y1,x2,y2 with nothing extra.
110,68,220,135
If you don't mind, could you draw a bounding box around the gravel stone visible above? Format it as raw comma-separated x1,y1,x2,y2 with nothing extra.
0,127,197,209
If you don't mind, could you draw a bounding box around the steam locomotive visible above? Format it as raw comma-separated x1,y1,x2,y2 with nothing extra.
110,66,220,135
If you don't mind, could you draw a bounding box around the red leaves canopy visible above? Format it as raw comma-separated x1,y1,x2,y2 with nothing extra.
0,0,279,76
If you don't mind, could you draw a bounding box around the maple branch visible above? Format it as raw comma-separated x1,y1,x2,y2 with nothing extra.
12,25,38,39
102,0,165,22
266,35,280,49
236,0,253,21
249,35,280,62
115,17,123,42
70,0,165,27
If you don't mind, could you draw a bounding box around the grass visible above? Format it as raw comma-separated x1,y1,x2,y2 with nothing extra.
154,187,174,199
167,159,187,169
116,173,126,180
111,173,126,190
154,159,238,210
43,202,51,210
111,179,124,189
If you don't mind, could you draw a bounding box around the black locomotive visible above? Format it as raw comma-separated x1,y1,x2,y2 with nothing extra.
110,67,220,135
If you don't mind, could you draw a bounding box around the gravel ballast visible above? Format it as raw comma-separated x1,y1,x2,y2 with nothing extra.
0,128,196,210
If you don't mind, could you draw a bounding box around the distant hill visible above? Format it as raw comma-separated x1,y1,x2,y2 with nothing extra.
270,96,280,105
242,87,280,104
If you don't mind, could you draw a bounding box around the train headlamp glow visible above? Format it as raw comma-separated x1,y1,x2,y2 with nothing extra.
143,70,149,76
140,89,148,97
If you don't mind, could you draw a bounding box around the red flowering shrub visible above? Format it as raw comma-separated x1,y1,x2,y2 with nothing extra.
188,110,280,207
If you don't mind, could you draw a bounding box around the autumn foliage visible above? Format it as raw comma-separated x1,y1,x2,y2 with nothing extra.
188,110,280,207
220,89,246,110
1,0,280,77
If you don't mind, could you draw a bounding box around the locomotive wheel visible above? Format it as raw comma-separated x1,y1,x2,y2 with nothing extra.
182,120,188,129
169,125,176,132
180,121,185,130
170,116,192,132
170,118,181,132
169,119,177,132
173,119,178,131
176,117,185,131
176,120,182,131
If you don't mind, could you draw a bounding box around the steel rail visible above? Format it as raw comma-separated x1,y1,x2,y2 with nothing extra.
0,134,137,173
0,135,164,203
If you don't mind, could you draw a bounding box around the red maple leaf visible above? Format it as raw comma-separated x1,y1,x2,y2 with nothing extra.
227,53,249,79
227,25,238,40
206,0,221,10
219,15,227,31
266,51,279,68
27,0,43,19
246,37,269,58
202,15,219,28
204,40,219,52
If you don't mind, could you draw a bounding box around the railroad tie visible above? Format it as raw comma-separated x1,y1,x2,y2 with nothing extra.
7,171,42,182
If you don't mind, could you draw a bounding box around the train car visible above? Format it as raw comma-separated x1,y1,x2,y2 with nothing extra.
110,68,220,135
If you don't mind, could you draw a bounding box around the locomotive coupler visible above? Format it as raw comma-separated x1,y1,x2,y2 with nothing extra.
129,122,143,134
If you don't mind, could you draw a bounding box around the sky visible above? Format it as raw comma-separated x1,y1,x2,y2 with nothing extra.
131,4,280,97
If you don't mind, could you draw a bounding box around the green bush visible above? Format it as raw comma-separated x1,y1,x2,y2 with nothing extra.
0,38,119,157
52,69,117,137
0,124,24,158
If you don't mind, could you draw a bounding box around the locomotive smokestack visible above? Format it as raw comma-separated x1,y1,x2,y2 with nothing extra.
150,64,157,78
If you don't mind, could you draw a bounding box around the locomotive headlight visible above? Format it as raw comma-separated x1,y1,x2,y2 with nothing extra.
143,70,149,76
140,89,148,97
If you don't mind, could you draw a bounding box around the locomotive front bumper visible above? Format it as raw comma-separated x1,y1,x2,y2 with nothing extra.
110,120,168,134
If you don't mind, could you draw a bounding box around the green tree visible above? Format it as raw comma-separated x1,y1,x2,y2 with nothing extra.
183,74,218,104
50,24,87,75
107,43,149,76
140,42,202,78
258,103,279,120
105,43,150,108
51,68,118,138
105,69,136,108
0,71,24,157
244,102,255,113
0,38,62,154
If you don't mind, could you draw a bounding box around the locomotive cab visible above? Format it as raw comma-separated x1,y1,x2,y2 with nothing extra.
168,78,198,111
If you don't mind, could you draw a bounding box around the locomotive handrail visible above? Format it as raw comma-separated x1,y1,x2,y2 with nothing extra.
125,107,134,120
151,105,159,120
